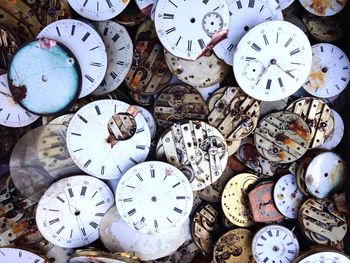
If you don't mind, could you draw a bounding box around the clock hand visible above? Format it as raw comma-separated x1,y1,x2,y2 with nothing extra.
274,63,296,79
255,64,271,85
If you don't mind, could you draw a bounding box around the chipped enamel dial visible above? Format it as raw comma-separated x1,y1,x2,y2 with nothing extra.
156,121,228,191
213,228,254,263
207,86,260,141
38,19,107,98
222,173,259,227
67,0,130,21
93,21,133,96
298,198,347,246
252,225,299,263
0,74,39,127
133,105,157,139
286,97,334,149
273,174,305,219
36,175,114,248
319,109,344,150
303,44,350,98
299,0,346,16
213,0,283,65
66,100,151,180
233,20,312,102
153,84,208,130
154,0,230,60
164,49,229,87
116,161,193,235
254,111,311,163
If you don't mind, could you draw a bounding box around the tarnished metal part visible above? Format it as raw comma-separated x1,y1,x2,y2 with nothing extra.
298,198,347,246
235,137,275,177
31,240,74,263
108,112,137,142
198,166,234,203
254,111,311,163
154,84,208,130
114,0,147,27
125,41,172,95
71,249,140,263
213,228,254,263
156,121,228,191
287,97,334,148
207,86,260,141
130,91,155,107
221,173,259,227
0,25,20,71
191,204,221,256
248,181,284,223
135,19,158,42
296,150,320,196
0,125,16,158
164,49,229,88
302,13,345,42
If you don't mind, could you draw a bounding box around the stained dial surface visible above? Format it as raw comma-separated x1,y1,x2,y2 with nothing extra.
116,161,193,235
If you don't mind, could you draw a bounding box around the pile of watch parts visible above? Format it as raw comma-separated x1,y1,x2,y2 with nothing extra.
0,0,349,262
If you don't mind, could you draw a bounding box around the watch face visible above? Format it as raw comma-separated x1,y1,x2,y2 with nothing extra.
66,100,151,180
319,109,344,150
99,206,190,261
213,0,283,65
297,251,350,263
92,21,133,96
116,161,193,235
67,0,130,21
0,74,39,127
299,0,346,16
8,38,81,116
133,105,157,139
303,43,350,98
233,20,312,102
154,0,230,60
36,175,114,248
0,247,46,262
273,173,305,219
277,0,295,9
252,225,299,263
38,19,108,98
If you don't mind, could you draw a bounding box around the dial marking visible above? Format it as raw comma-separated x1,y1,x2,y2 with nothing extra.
266,79,272,89
49,218,60,225
136,145,146,150
116,61,125,66
84,74,95,83
236,1,243,8
163,13,174,19
260,235,267,240
290,48,300,56
257,243,264,246
110,71,117,79
106,0,113,8
89,46,99,51
172,182,180,188
136,173,143,181
71,25,76,36
286,70,295,78
245,56,256,61
168,0,178,8
123,198,133,202
56,226,65,234
71,132,81,136
176,196,186,199
101,166,105,175
136,127,145,133
188,40,192,51
320,46,324,52
288,250,295,254
73,148,83,152
95,212,105,217
83,159,92,168
248,0,255,8
126,185,135,189
129,157,139,164
81,186,87,196
167,217,173,223
203,0,210,4
166,27,176,34
154,219,158,228
198,38,205,49
227,43,234,52
267,230,273,237
81,32,91,42
56,26,61,36
89,221,98,229
259,5,265,11
176,36,182,46
284,38,293,47
90,62,102,67
339,55,344,60
128,208,136,216
56,196,65,203
173,207,183,213
68,188,74,198
278,77,284,87
83,0,88,6
95,105,101,115
81,227,86,236
251,43,261,52
263,257,268,263
78,115,88,123
19,251,22,257
112,33,120,42
95,200,105,206
151,169,155,178
117,165,123,174
70,229,73,238
263,35,269,45
103,27,109,36
341,77,347,82
276,32,279,43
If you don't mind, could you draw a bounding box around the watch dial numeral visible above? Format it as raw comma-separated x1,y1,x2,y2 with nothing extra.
49,218,60,225
341,77,347,82
89,221,98,229
259,5,265,11
198,38,205,49
81,186,87,196
81,227,86,236
136,173,143,181
95,200,105,206
56,196,65,203
110,71,118,79
202,0,210,4
106,0,113,8
78,114,88,123
116,61,125,66
168,0,178,8
173,207,182,214
266,79,272,90
136,145,146,150
83,0,88,6
165,27,176,34
81,32,91,42
71,132,81,136
227,43,234,52
84,74,95,83
123,198,133,202
136,127,145,133
176,36,182,46
151,169,155,178
56,26,61,37
290,48,300,56
278,77,284,87
95,105,101,115
188,40,192,51
167,217,173,223
176,196,186,199
339,55,344,60
276,32,279,43
320,46,324,52
128,208,136,216
71,25,76,36
172,182,180,188
68,188,74,198
284,38,293,47
251,43,261,52
154,219,158,228
83,159,92,168
90,62,102,67
103,27,109,36
129,157,138,164
236,0,243,8
263,35,269,45
101,166,105,175
163,13,174,19
19,251,22,258
112,33,120,42
56,226,65,234
248,0,255,8
95,212,105,217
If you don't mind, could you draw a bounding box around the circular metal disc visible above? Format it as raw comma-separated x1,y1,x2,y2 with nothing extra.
299,0,346,16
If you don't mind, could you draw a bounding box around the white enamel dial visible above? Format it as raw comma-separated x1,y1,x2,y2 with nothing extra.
303,44,350,98
116,161,193,235
66,100,151,180
299,0,346,16
36,175,114,248
93,21,133,96
0,74,39,127
297,251,350,263
0,247,46,262
233,20,312,101
277,0,295,10
133,105,157,139
38,19,107,98
67,0,130,21
154,0,230,60
319,109,344,150
213,0,283,65
252,225,299,263
273,174,305,219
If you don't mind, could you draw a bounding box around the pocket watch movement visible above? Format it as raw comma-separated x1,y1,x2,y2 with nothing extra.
298,198,347,246
273,173,305,219
252,225,300,263
254,111,311,163
222,173,259,227
207,86,260,141
38,19,108,98
213,228,254,263
116,161,193,235
233,20,312,102
154,0,230,60
164,49,229,87
8,38,81,116
36,175,114,248
92,21,133,96
156,121,228,191
286,97,334,148
303,43,350,98
0,24,20,71
66,100,151,180
153,84,208,130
